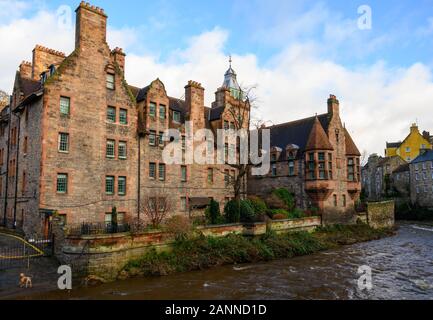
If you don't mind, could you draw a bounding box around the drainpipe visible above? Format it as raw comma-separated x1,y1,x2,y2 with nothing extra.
3,109,11,226
13,112,21,229
137,134,141,221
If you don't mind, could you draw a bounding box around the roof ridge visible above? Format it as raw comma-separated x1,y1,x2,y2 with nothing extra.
268,113,328,129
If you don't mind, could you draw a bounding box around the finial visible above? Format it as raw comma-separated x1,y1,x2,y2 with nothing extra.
229,55,232,68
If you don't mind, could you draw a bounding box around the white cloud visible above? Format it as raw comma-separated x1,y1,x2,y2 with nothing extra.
1,4,433,158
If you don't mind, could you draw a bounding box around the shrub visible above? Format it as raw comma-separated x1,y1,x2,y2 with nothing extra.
224,200,241,223
248,196,268,215
272,188,295,211
272,213,287,220
164,215,193,241
205,200,223,225
240,200,256,222
265,193,287,210
287,208,305,219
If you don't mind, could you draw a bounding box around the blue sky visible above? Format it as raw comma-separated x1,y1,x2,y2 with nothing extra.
24,0,433,68
1,0,433,156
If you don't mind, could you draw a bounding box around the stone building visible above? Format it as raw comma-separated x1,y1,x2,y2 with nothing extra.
391,163,410,198
0,2,247,236
361,154,407,200
409,150,433,208
248,95,362,223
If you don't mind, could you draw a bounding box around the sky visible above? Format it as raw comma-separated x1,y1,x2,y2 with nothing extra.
1,0,433,158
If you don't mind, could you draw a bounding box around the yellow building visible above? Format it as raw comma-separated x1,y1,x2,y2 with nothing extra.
385,123,432,162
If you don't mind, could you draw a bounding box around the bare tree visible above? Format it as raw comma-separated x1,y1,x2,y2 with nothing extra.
223,84,262,200
0,90,9,110
140,189,173,228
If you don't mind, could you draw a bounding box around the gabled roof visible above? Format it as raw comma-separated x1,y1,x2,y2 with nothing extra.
344,128,361,156
20,77,41,97
267,113,330,158
386,142,401,149
305,116,333,151
412,150,433,164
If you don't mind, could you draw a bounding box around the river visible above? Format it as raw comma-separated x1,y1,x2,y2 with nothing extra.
18,222,433,300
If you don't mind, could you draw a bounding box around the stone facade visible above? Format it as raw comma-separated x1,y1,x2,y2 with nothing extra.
409,150,433,208
361,154,407,201
0,2,246,236
248,95,362,224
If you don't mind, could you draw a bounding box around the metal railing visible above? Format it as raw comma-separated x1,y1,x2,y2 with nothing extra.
67,222,131,236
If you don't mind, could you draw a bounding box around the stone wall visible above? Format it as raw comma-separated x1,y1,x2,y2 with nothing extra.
53,216,322,281
366,200,395,229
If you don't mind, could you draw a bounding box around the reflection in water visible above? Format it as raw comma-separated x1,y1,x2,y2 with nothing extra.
27,223,433,300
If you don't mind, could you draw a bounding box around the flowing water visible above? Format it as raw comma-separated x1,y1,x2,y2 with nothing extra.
20,222,433,300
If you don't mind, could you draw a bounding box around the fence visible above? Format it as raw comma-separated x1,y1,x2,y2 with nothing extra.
67,222,131,237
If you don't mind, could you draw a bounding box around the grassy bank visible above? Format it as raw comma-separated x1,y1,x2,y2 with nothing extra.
120,224,395,279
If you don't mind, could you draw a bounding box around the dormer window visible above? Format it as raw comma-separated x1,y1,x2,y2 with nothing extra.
173,111,181,123
106,73,115,90
271,154,277,162
40,72,47,84
49,64,56,76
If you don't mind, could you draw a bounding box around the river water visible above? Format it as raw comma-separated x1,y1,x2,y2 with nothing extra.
24,222,433,300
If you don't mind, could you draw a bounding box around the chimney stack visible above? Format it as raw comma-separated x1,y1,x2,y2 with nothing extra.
19,61,32,79
112,47,126,74
185,81,205,130
31,45,65,80
327,94,340,116
75,2,108,51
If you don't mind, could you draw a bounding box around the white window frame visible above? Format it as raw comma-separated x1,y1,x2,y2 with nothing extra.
58,133,69,153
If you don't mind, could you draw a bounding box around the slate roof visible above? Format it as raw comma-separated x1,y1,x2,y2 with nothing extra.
267,113,330,159
20,76,41,98
345,128,361,156
411,150,433,164
209,106,225,121
393,163,410,174
386,142,402,149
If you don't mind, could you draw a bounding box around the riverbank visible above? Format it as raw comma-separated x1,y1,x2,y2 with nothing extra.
120,224,396,280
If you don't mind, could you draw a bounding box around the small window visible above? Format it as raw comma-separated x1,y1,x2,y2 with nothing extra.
149,163,156,179
318,152,325,161
149,103,156,117
106,140,115,158
406,147,411,153
23,137,28,154
105,176,115,195
106,73,115,90
118,176,126,196
60,96,70,116
149,131,156,146
182,136,186,150
272,164,277,177
224,170,230,187
58,133,69,153
342,195,346,207
224,121,229,130
159,105,166,119
107,106,116,123
159,164,166,181
118,141,127,159
119,109,128,125
181,166,187,182
57,174,68,194
333,195,338,207
288,161,295,176
173,111,181,123
207,168,214,183
159,132,165,147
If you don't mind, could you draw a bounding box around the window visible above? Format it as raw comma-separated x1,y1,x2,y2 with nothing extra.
328,153,333,180
333,195,338,207
57,174,68,194
105,212,125,226
423,163,427,170
415,173,420,181
60,96,70,116
107,106,116,123
22,171,26,194
416,186,420,194
318,152,326,180
347,158,355,181
118,141,127,159
106,140,115,158
230,122,235,130
424,185,428,193
119,109,128,125
307,153,315,180
415,164,419,171
159,132,165,147
149,130,156,146
159,164,166,181
180,197,187,212
423,172,428,180
106,73,115,90
159,105,166,119
23,137,28,155
149,163,156,179
58,133,69,153
173,111,181,123
224,121,229,130
105,176,115,195
181,166,187,182
225,143,229,159
207,168,214,183
272,164,277,176
422,144,426,149
182,136,186,150
342,195,346,207
271,154,277,162
288,160,295,176
149,103,156,117
406,147,411,153
118,177,126,196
